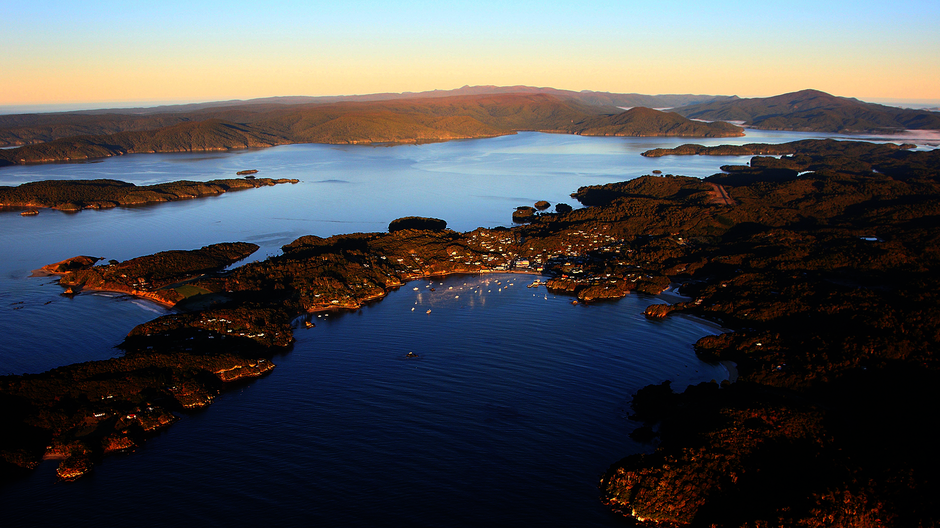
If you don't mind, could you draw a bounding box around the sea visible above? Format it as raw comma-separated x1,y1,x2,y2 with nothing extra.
0,130,931,526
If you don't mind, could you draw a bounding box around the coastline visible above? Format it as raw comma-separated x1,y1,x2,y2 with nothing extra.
68,268,548,315
66,284,179,309
4,137,940,526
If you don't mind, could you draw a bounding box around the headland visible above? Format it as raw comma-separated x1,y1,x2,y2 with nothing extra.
0,177,298,212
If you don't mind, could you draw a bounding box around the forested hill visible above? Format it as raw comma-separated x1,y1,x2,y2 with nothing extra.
0,87,734,148
0,94,740,166
673,89,940,133
0,85,733,127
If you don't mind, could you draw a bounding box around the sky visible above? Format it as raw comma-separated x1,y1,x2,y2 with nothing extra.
2,0,938,111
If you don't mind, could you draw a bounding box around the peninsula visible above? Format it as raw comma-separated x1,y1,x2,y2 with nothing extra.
2,139,939,526
0,177,298,211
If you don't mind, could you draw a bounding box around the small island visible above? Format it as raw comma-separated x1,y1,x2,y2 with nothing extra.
2,139,940,526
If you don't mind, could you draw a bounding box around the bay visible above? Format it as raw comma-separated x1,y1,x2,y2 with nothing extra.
0,130,925,526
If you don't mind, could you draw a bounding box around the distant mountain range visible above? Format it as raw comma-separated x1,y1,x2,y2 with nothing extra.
673,89,940,133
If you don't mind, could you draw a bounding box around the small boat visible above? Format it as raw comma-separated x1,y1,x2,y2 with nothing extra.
21,210,39,216
426,309,432,314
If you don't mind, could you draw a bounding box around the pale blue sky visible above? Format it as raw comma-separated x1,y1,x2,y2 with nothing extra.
2,1,938,109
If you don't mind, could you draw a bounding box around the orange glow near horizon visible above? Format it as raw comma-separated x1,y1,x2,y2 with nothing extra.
2,1,938,109
5,57,938,109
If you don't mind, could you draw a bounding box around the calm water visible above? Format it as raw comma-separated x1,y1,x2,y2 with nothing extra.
0,130,926,526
